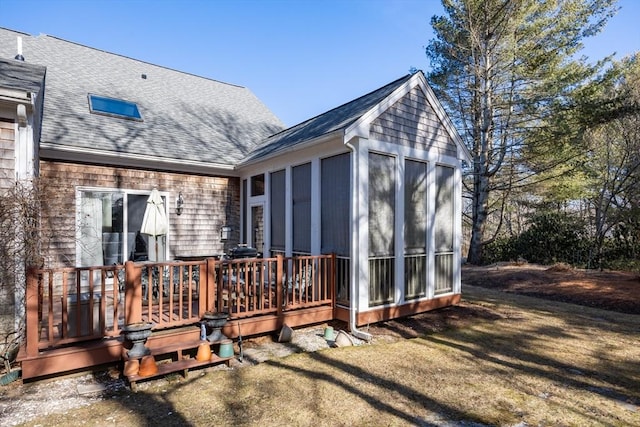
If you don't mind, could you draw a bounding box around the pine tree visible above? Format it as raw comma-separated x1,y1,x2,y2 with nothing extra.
426,0,617,264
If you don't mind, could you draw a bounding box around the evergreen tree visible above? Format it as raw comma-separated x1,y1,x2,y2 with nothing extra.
426,0,617,264
582,54,640,267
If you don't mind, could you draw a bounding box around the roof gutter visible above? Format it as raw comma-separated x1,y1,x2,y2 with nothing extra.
344,137,372,342
39,143,237,175
0,87,32,104
237,129,343,169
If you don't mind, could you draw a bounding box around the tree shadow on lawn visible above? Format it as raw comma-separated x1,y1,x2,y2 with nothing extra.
365,303,505,340
416,309,640,412
131,291,638,426
262,345,476,425
85,287,639,426
257,291,640,425
105,376,197,427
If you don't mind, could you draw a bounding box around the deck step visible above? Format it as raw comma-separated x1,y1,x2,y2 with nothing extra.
124,339,233,390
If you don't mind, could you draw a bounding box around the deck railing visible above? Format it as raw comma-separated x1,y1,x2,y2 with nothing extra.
368,256,395,306
404,254,427,300
25,254,336,357
335,256,351,306
435,252,454,295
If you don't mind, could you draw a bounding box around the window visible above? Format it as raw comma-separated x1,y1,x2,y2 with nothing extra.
435,165,455,294
321,153,351,305
435,166,454,252
321,153,350,256
251,174,265,196
88,94,142,120
404,159,428,299
241,179,248,243
77,189,167,266
368,152,396,306
270,170,286,252
368,153,396,257
292,163,311,254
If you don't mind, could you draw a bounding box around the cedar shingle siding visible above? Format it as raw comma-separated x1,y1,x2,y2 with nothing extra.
0,120,14,190
39,161,239,268
370,87,458,158
0,121,15,333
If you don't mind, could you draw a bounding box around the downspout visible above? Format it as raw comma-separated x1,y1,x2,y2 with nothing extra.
16,104,29,179
344,138,372,342
14,103,29,334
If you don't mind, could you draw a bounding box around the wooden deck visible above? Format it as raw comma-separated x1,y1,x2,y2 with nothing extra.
20,255,336,380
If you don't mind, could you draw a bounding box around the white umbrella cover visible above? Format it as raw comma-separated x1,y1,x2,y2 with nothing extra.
141,188,168,260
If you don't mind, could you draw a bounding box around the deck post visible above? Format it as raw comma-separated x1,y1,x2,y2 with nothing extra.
124,261,142,325
215,259,223,313
276,254,284,319
25,267,40,358
205,258,216,313
330,253,336,312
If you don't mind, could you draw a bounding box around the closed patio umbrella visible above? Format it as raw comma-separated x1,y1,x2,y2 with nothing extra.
141,188,168,261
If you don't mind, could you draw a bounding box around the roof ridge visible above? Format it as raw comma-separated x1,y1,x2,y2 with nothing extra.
0,26,31,37
35,32,246,89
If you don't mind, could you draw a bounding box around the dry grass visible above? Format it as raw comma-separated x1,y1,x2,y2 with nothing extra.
18,285,640,427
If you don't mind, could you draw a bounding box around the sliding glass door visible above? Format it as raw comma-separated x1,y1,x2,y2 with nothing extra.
77,190,166,266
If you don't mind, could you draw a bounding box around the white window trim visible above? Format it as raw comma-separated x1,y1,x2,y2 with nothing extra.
75,186,170,266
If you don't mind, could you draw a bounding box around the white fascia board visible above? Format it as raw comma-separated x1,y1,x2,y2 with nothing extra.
39,143,237,176
241,147,348,180
366,138,461,167
417,76,473,164
344,78,416,142
345,73,473,165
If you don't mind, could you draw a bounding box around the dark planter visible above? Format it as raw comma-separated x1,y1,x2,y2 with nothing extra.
202,311,229,342
122,322,153,358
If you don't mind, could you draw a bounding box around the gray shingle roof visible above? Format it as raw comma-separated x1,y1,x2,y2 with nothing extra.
0,28,284,167
241,74,413,163
0,57,46,94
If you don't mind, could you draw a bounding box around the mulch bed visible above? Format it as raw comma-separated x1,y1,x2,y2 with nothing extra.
333,263,640,340
461,263,640,314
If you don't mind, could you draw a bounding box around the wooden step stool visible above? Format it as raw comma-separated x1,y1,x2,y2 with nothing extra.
122,339,233,391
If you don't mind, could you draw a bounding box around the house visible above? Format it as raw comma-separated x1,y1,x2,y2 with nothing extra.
0,27,471,379
0,54,46,337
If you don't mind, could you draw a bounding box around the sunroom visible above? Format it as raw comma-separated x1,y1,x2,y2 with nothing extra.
237,71,471,331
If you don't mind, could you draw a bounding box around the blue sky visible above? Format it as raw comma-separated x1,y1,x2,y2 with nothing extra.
2,0,638,127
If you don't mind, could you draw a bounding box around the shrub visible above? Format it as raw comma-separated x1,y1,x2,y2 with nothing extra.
482,212,589,266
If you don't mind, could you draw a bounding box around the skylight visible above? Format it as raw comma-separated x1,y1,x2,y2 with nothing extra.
88,94,142,120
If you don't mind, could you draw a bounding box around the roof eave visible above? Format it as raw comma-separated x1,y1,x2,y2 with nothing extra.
237,129,344,169
40,143,238,176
